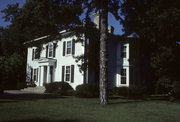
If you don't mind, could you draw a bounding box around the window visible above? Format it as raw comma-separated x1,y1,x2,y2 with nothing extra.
62,65,74,83
32,48,40,60
48,44,53,57
65,66,71,81
46,43,56,58
121,45,127,58
121,68,126,84
66,41,72,54
62,40,75,56
34,49,40,59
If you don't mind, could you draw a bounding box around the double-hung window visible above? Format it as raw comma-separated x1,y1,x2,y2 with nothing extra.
46,43,56,58
48,43,53,58
121,68,126,84
121,45,127,58
65,66,71,81
66,41,72,55
32,48,40,60
62,40,75,56
62,65,74,83
33,68,38,82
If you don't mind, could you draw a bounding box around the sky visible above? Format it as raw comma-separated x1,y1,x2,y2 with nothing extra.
0,0,123,35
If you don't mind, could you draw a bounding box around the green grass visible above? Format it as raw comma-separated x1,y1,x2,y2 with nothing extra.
0,94,180,122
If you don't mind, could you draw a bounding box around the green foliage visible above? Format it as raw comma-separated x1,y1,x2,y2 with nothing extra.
16,82,27,90
112,87,128,97
169,82,180,101
128,86,145,99
75,83,99,98
0,53,25,90
112,86,145,99
121,0,180,90
44,82,74,96
155,77,172,94
0,0,84,90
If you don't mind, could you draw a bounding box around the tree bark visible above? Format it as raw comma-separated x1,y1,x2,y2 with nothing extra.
99,8,108,105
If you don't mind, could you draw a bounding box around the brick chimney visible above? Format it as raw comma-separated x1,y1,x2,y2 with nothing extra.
93,12,114,34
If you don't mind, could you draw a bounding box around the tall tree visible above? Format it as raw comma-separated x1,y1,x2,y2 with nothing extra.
81,0,121,104
0,0,83,89
121,0,180,92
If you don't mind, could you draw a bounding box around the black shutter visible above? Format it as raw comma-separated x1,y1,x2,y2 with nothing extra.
53,43,56,57
46,45,48,58
63,41,66,56
71,65,74,83
72,39,75,55
37,68,38,82
31,68,33,82
62,66,65,82
32,49,34,60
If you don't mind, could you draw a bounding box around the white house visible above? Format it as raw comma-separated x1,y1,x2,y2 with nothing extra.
25,14,140,89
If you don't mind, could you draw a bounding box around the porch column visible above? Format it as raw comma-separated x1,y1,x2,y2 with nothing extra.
39,66,44,86
47,66,50,83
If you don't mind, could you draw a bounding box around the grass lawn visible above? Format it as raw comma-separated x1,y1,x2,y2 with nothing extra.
0,94,180,122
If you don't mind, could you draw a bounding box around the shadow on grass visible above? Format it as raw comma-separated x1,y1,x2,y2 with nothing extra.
7,118,79,122
108,96,146,105
0,93,67,102
109,100,145,105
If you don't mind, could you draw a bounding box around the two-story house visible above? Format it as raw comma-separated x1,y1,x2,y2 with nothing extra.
25,14,140,89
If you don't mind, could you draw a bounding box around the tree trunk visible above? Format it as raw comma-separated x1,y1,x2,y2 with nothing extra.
99,8,108,105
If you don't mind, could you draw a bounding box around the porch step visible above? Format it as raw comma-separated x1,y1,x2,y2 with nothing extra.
21,86,45,94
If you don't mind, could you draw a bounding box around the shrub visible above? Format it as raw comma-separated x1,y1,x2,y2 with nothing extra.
128,86,145,99
44,82,74,96
155,77,172,94
168,81,180,101
112,87,128,97
75,83,99,98
16,82,27,90
112,86,145,99
0,87,3,95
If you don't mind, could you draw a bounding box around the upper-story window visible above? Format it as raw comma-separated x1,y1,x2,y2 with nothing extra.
32,48,40,60
66,41,72,55
121,45,127,58
62,40,75,56
46,43,56,58
48,43,53,57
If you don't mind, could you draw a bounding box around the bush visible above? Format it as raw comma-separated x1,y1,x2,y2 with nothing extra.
128,86,145,99
0,88,4,95
168,82,180,101
16,82,27,90
112,86,145,99
44,82,74,96
112,87,128,97
155,77,172,94
75,83,99,98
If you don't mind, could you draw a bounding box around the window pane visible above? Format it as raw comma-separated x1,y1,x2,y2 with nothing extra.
65,66,71,81
66,66,70,73
121,77,126,84
66,41,72,54
65,74,70,81
121,68,126,84
121,45,127,58
49,44,53,57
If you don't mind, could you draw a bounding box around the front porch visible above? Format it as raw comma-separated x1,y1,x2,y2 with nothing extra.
37,58,56,86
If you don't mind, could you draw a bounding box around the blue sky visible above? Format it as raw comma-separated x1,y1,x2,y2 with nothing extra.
0,0,123,35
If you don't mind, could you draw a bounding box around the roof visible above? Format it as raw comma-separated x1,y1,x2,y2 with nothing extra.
24,30,74,46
